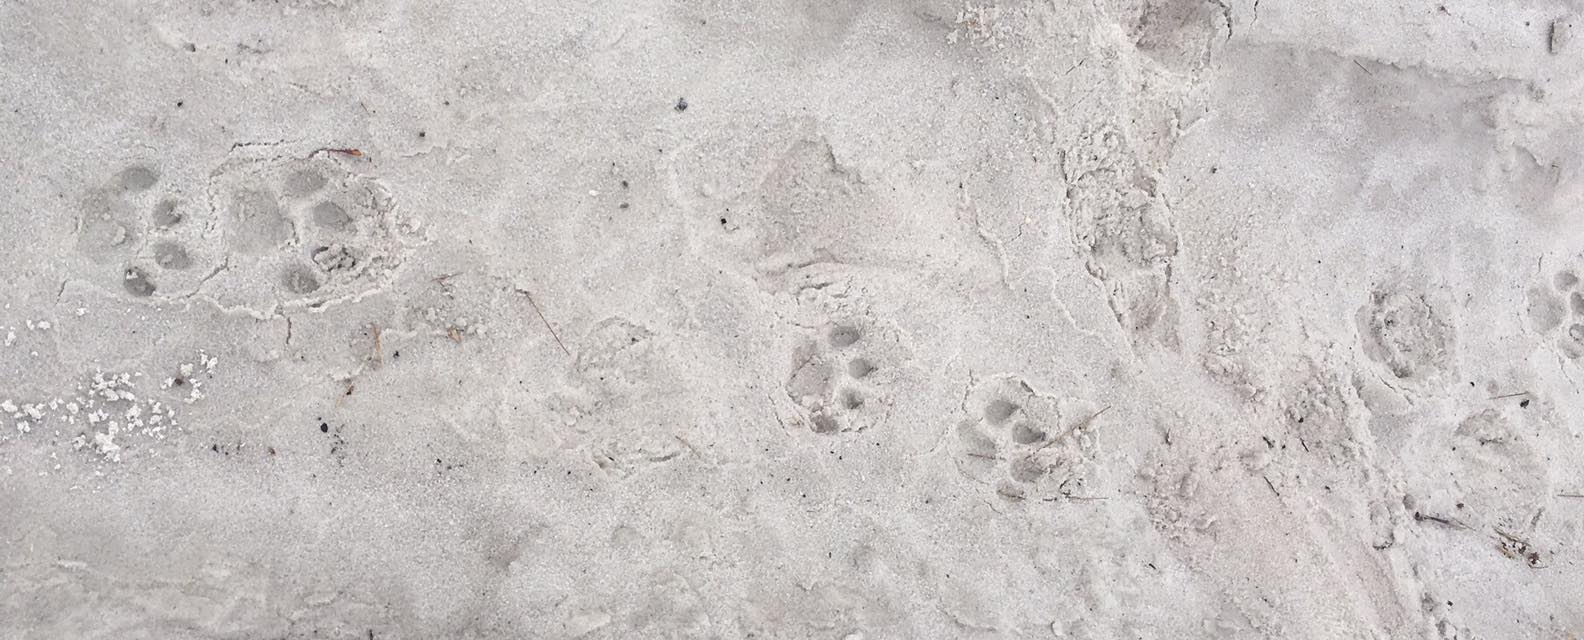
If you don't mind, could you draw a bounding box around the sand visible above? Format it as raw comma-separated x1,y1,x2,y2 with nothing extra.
2,0,1582,638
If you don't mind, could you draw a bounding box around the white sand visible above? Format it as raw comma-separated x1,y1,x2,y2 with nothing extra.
2,1,1582,638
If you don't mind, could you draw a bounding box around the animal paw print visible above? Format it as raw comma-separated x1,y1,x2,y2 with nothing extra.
1527,268,1584,359
1355,282,1456,382
202,146,412,310
74,164,209,299
784,322,884,434
950,375,1102,501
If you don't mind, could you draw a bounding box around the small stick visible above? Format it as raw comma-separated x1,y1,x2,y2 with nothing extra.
1494,528,1527,544
372,325,383,366
1042,494,1109,502
1263,475,1281,497
522,289,572,357
1030,406,1110,456
1412,511,1468,529
1489,391,1531,400
673,434,703,458
1557,493,1584,499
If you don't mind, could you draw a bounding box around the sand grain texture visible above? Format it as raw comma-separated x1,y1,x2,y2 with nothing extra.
2,1,1583,638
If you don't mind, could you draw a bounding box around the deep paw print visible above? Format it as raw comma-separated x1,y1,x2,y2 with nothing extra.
1529,267,1584,359
949,375,1103,501
203,146,414,310
784,322,886,434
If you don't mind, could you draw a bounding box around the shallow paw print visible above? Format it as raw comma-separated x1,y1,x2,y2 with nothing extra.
826,323,898,431
1139,455,1218,538
950,375,1100,501
204,147,409,310
75,164,215,301
1527,268,1584,359
784,322,888,434
1355,283,1455,382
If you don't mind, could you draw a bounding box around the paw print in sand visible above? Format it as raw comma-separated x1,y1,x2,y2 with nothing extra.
1529,268,1584,359
950,375,1105,501
77,150,415,308
785,322,886,434
75,164,209,299
201,146,414,310
1354,282,1456,383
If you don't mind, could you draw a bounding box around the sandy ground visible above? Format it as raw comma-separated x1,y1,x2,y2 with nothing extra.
2,0,1583,638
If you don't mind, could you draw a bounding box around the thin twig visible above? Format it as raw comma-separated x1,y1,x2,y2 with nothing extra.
1042,494,1108,502
521,289,571,357
673,434,703,458
1030,406,1110,456
1412,511,1469,529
